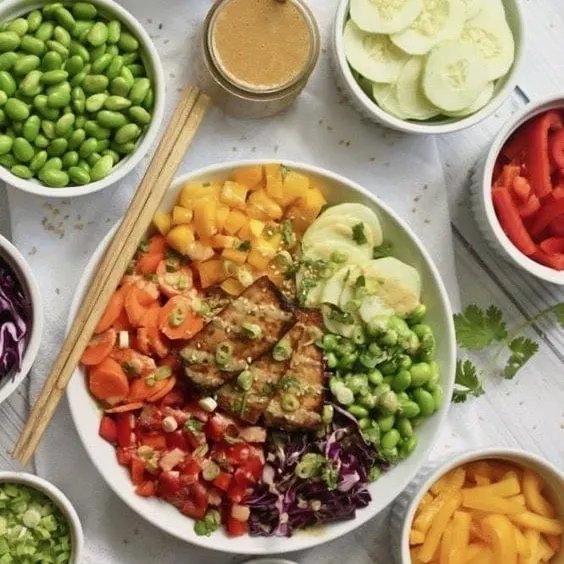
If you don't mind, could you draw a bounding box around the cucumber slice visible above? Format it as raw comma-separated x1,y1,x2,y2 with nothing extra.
319,203,384,246
322,266,355,307
339,265,364,312
373,82,409,119
443,80,494,117
396,57,441,120
359,294,395,322
460,9,514,81
350,0,423,34
461,0,484,19
390,0,465,55
322,305,359,339
344,20,410,83
422,40,489,112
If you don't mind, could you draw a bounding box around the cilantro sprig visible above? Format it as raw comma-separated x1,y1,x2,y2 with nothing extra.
453,303,564,402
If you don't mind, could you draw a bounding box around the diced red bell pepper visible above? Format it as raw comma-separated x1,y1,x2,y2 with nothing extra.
139,432,167,450
540,236,564,254
529,197,564,238
205,413,239,442
492,186,536,255
158,471,181,500
550,215,564,237
116,446,132,466
207,486,223,506
130,457,146,486
242,456,263,482
165,430,189,451
518,195,541,219
227,482,247,503
98,416,117,443
160,389,185,407
226,442,251,465
532,248,564,270
180,456,202,481
511,176,532,203
135,480,156,497
226,516,249,537
213,471,233,492
180,499,207,520
115,412,135,448
549,129,564,170
183,401,210,422
525,110,563,198
180,482,208,519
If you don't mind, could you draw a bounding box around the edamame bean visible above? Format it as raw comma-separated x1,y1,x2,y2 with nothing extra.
54,7,75,32
377,414,395,433
399,400,420,419
13,54,40,75
71,86,85,113
357,417,371,431
107,20,120,44
84,92,106,112
89,44,105,61
121,52,138,65
82,74,108,94
380,359,398,375
0,134,12,155
129,77,149,105
47,87,70,108
72,3,97,20
392,370,411,393
368,369,383,386
29,150,47,172
27,11,43,33
101,148,118,164
72,21,93,42
105,55,122,80
42,50,62,71
64,54,84,76
43,156,62,170
96,109,126,128
41,69,68,85
33,94,57,119
348,404,369,419
119,65,134,87
400,435,418,457
105,45,118,57
13,137,34,162
34,22,53,42
358,392,377,410
77,158,89,172
21,35,45,56
0,52,18,71
0,31,21,53
105,95,130,111
7,18,29,38
85,120,110,140
87,22,107,46
87,151,100,167
118,32,138,52
67,128,85,149
0,154,14,167
110,76,129,96
410,362,431,388
41,120,55,139
127,64,144,78
62,150,78,168
38,166,68,187
412,388,435,417
34,133,48,148
92,52,112,73
11,164,32,178
19,70,42,96
68,165,90,184
74,115,86,128
55,113,74,136
431,386,443,410
79,136,97,158
5,98,30,121
69,65,89,87
396,417,413,439
0,71,16,96
54,25,71,47
381,429,401,451
11,122,22,135
0,92,6,106
42,3,63,20
47,137,67,156
96,138,109,152
45,40,68,59
344,373,368,395
69,40,89,61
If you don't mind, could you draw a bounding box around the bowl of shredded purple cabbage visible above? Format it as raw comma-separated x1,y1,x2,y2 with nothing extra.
0,233,42,404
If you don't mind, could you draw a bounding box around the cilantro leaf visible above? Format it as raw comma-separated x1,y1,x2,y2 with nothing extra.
352,222,367,245
281,219,295,246
503,337,539,379
454,305,507,350
452,359,485,403
373,242,393,259
237,240,251,252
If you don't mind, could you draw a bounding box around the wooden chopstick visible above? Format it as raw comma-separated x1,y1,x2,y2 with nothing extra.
13,87,210,465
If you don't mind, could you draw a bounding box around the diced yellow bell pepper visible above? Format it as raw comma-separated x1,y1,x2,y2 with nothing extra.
449,511,472,563
223,209,248,235
186,241,214,262
288,187,327,226
196,259,227,289
216,205,230,231
166,225,195,255
247,249,271,271
239,218,265,240
220,277,245,296
247,189,283,220
178,181,220,208
232,165,263,190
410,529,425,546
253,233,282,258
192,199,217,237
264,163,284,200
279,169,310,207
153,211,172,236
222,247,248,265
172,205,193,225
207,234,237,249
481,514,518,564
221,180,249,209
523,470,556,518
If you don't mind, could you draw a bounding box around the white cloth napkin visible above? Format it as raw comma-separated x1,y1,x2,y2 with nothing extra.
5,1,460,562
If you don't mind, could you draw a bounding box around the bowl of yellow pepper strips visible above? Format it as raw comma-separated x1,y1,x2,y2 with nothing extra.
390,448,564,564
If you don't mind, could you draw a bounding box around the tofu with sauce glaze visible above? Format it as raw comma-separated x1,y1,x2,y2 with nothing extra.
180,276,295,391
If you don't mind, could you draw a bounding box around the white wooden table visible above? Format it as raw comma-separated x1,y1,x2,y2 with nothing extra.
1,0,564,561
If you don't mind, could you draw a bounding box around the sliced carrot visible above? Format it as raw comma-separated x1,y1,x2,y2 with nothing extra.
113,309,131,332
88,357,129,402
127,378,156,402
146,376,177,403
105,402,145,413
142,304,169,357
159,296,204,340
125,283,159,328
161,353,180,373
136,328,151,355
95,288,126,333
110,349,157,377
136,252,163,275
81,329,117,366
156,260,194,298
143,235,167,256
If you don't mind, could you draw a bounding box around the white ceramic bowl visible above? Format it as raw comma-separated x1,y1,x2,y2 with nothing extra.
389,447,564,564
66,160,456,554
0,471,84,563
0,233,42,404
331,0,525,134
0,0,165,198
471,94,564,285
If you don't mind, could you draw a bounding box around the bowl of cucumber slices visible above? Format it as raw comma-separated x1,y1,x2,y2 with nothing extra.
332,0,524,134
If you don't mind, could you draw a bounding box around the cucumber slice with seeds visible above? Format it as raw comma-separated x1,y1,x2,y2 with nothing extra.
460,9,514,81
350,0,424,34
422,40,489,112
372,82,409,119
390,0,466,55
461,0,484,19
443,80,494,117
396,57,440,120
344,20,410,83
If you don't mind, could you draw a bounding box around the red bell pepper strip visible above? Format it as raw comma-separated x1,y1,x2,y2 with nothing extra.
511,176,532,203
532,248,564,270
525,110,563,199
502,121,533,161
550,216,564,237
492,187,536,255
518,195,541,219
553,185,564,200
549,129,564,170
529,197,564,238
540,236,564,254
496,164,521,188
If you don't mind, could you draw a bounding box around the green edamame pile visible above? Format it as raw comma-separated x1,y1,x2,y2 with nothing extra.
322,304,443,466
0,1,154,188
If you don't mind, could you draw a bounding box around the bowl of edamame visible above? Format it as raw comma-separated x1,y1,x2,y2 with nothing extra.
0,0,165,197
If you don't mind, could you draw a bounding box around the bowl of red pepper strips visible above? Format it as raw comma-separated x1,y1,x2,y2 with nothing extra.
472,95,564,283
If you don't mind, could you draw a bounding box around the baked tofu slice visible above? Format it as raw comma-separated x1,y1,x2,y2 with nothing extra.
264,309,325,430
180,276,295,391
216,314,309,423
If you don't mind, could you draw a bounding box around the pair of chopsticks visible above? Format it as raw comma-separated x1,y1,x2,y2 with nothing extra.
13,86,210,466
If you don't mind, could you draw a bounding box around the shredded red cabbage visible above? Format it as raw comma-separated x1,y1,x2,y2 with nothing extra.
0,256,30,382
246,406,376,537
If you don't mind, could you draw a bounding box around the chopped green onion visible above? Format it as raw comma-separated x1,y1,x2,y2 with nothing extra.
168,306,185,327
154,366,172,381
215,342,233,366
295,453,325,479
194,509,221,536
281,392,300,412
241,321,262,340
237,268,254,287
274,250,293,268
322,404,334,425
146,377,156,387
237,370,254,391
330,250,348,263
177,274,189,290
273,338,292,361
202,461,220,481
223,260,238,276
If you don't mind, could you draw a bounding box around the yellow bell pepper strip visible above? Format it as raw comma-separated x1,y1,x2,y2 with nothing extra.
510,511,564,536
513,525,530,557
462,494,524,515
522,529,540,564
462,475,521,498
481,514,518,564
449,511,472,563
439,518,453,564
522,469,556,518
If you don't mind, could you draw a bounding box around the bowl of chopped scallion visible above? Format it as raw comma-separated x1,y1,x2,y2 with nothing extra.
0,472,83,563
